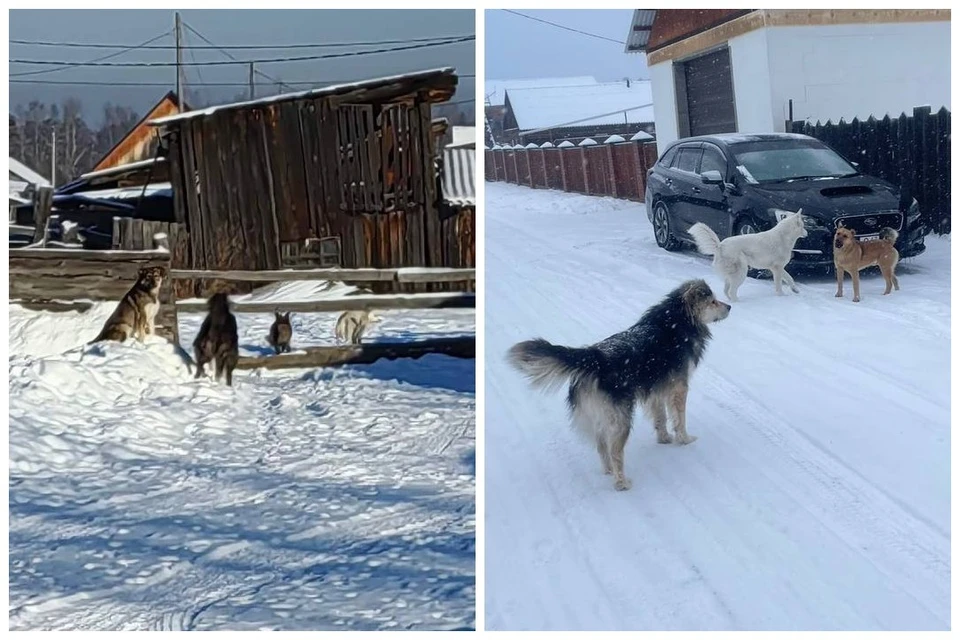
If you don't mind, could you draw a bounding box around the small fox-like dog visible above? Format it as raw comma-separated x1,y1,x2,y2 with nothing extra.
335,309,381,345
267,311,293,354
193,292,240,386
833,225,900,303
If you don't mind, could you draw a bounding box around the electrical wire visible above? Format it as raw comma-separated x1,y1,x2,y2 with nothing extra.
10,30,172,77
10,33,475,50
10,75,476,87
501,10,625,45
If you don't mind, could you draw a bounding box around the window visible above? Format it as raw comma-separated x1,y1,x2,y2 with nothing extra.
730,140,858,184
698,145,727,176
675,147,701,173
659,146,679,168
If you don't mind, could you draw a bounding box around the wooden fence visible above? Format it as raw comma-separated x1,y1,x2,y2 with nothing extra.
790,105,951,235
8,237,179,343
484,139,659,201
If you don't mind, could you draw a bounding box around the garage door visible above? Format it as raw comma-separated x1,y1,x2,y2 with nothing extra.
675,47,737,137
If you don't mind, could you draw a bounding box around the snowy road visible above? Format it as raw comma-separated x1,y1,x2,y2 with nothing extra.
9,305,475,630
484,183,950,631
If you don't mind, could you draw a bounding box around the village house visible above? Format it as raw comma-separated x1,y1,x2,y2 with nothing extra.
625,9,951,153
484,76,597,143
498,80,655,147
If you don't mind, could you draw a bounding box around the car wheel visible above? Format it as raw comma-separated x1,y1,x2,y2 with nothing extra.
734,216,770,279
653,201,681,251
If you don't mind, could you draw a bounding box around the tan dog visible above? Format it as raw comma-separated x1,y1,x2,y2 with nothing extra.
91,266,164,343
833,225,900,302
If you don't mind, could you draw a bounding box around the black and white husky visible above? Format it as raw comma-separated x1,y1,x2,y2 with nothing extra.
507,280,730,491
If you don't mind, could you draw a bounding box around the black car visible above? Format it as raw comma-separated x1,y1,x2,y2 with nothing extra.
643,133,927,268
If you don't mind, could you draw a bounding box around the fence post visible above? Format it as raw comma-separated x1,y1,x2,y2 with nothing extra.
635,142,647,200
606,144,618,198
31,185,54,245
581,147,590,194
560,148,568,191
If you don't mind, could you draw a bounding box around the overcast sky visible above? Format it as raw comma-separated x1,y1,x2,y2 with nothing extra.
485,9,647,88
9,9,475,126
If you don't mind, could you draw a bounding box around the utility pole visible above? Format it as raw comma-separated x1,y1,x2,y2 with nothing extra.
175,12,182,112
249,63,255,100
50,129,56,189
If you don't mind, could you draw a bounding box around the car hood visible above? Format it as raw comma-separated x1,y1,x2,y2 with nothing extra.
746,174,903,220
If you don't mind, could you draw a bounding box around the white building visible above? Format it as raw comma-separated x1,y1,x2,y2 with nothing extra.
625,9,951,154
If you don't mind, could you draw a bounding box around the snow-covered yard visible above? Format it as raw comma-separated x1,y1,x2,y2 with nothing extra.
484,182,949,631
9,298,475,630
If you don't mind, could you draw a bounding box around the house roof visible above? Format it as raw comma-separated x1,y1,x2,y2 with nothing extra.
506,81,654,132
484,76,597,107
150,67,457,126
92,92,184,172
449,126,476,148
441,147,475,206
624,10,657,53
9,158,51,187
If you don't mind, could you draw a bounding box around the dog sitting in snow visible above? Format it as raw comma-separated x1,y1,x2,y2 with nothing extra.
267,311,293,354
507,280,730,491
335,309,380,345
91,266,164,343
193,293,239,386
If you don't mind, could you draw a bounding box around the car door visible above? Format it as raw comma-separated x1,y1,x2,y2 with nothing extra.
690,143,734,237
667,143,703,233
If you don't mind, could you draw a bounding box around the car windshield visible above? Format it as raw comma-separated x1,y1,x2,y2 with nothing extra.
730,140,858,184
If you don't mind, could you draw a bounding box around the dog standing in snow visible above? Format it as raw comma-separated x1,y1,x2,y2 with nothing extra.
688,210,807,302
507,280,730,491
267,311,293,354
335,309,380,345
193,292,239,386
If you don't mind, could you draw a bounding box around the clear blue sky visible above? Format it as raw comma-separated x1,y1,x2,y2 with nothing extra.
9,9,475,126
485,9,646,85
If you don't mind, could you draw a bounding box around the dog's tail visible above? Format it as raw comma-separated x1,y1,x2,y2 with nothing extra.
687,222,722,256
507,338,599,392
880,227,899,244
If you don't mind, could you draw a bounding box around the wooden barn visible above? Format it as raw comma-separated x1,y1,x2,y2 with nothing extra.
148,68,471,277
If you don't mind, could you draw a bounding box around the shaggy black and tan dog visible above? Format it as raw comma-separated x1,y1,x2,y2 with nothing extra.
507,279,730,491
193,292,239,386
91,266,165,343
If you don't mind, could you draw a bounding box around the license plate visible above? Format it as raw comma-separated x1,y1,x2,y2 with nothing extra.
858,233,880,241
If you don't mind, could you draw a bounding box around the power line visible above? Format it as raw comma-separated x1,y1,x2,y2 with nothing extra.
10,75,475,87
10,30,172,77
11,36,475,69
501,10,625,45
10,34,475,50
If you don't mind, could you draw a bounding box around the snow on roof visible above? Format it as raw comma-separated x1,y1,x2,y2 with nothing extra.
9,158,51,187
484,76,597,107
80,157,165,180
604,135,627,144
578,138,598,147
71,182,173,201
506,81,655,131
151,67,455,126
630,130,654,141
449,126,476,148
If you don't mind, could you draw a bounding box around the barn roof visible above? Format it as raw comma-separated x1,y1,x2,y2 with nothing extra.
506,81,654,131
92,91,184,172
484,76,597,107
441,147,475,207
150,67,457,126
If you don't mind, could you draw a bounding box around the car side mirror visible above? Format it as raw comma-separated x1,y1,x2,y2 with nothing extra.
701,170,724,185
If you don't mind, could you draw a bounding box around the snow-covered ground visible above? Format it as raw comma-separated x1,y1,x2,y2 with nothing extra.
9,294,475,630
484,182,949,631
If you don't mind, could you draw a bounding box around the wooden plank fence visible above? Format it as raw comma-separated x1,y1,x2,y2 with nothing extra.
234,337,475,370
484,139,659,202
790,105,951,235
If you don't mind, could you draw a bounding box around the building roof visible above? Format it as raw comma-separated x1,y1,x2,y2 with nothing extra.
624,10,657,53
9,158,51,187
506,81,654,132
441,147,475,207
484,76,597,107
150,67,457,126
93,91,184,172
449,126,476,148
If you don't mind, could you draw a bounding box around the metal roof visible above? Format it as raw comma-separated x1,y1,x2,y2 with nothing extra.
624,9,657,54
441,147,475,207
150,67,456,126
9,157,51,187
80,157,165,180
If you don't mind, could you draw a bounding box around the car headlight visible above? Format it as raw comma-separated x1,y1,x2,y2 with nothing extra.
770,208,820,229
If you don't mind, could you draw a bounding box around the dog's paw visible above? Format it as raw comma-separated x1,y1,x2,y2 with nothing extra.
791,286,800,294
656,431,673,444
852,297,860,303
676,434,698,445
614,477,632,491
835,292,843,298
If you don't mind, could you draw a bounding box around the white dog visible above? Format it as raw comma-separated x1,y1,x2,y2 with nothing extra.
688,210,808,302
334,309,381,345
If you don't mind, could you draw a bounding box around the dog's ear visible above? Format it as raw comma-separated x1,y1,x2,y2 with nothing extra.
283,312,290,322
681,279,712,310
